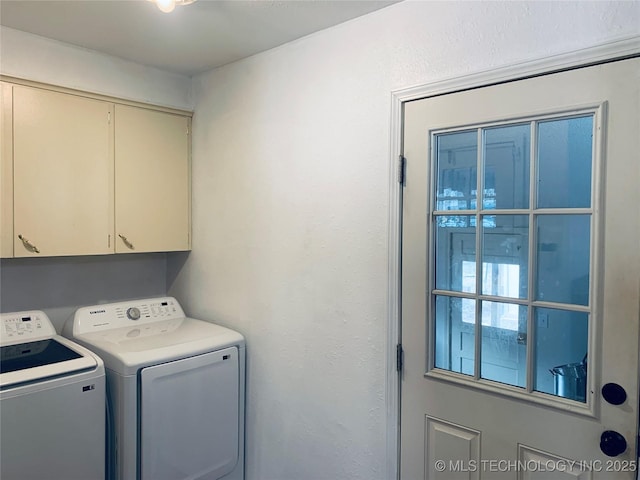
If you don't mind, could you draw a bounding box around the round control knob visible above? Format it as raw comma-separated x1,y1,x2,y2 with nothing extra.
126,307,141,321
600,430,627,457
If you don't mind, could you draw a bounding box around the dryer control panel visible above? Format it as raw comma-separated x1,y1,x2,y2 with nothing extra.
1,311,56,346
68,297,186,336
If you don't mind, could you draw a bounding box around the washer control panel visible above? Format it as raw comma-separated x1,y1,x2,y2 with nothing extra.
1,311,56,346
70,297,186,335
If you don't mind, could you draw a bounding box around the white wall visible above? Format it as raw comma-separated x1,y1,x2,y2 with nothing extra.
0,26,193,330
168,1,640,479
0,26,192,109
1,254,167,332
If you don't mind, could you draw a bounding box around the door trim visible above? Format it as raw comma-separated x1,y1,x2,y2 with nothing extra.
386,34,640,480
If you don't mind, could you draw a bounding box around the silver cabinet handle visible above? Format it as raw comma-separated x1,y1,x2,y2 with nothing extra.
18,234,40,254
118,234,135,250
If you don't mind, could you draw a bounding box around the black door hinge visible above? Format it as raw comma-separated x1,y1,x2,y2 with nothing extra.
396,343,404,373
398,155,406,185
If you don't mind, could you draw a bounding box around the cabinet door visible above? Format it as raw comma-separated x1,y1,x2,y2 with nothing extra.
114,105,190,253
13,86,113,257
1,82,13,258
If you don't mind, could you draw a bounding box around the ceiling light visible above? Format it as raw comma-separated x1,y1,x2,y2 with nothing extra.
148,0,197,14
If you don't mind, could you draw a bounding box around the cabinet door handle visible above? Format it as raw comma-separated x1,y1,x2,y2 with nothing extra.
118,234,135,250
18,234,40,254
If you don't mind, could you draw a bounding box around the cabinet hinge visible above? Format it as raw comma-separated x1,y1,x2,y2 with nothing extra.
396,343,404,373
398,155,406,185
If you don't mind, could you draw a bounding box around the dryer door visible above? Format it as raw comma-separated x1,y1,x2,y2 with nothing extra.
140,346,239,480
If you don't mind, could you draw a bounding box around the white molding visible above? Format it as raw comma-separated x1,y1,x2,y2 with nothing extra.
385,34,639,480
385,82,404,480
392,35,640,104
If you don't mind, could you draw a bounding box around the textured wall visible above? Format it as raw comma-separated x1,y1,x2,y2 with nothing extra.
0,26,192,109
168,1,640,479
1,254,167,332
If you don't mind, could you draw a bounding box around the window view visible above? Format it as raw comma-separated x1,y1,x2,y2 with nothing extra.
462,261,520,330
431,114,594,403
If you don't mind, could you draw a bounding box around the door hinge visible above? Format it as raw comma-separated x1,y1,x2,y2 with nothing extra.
396,343,404,373
398,155,406,185
108,111,111,124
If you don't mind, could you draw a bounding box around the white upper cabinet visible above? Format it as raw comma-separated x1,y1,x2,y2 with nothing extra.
114,105,190,253
1,82,14,258
13,85,113,257
1,80,191,258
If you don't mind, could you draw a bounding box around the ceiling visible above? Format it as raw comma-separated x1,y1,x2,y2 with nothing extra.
0,0,399,76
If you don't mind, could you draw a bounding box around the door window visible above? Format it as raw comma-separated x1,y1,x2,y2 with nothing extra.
431,112,595,403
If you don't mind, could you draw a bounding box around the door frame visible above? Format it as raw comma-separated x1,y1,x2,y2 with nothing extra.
385,35,640,480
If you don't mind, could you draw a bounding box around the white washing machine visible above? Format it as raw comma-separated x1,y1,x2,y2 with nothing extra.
63,297,245,480
0,310,106,480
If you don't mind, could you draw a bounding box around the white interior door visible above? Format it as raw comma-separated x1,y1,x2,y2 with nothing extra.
401,58,640,479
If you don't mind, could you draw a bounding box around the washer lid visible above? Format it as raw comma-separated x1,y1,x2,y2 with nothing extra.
1,311,100,389
73,317,244,375
0,336,98,389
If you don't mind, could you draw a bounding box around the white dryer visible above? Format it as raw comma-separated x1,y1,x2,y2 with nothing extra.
0,310,106,480
63,297,245,480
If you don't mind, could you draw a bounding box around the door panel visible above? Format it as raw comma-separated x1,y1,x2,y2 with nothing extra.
114,105,190,253
140,347,239,480
0,82,13,258
13,86,113,257
401,59,639,478
425,417,481,480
